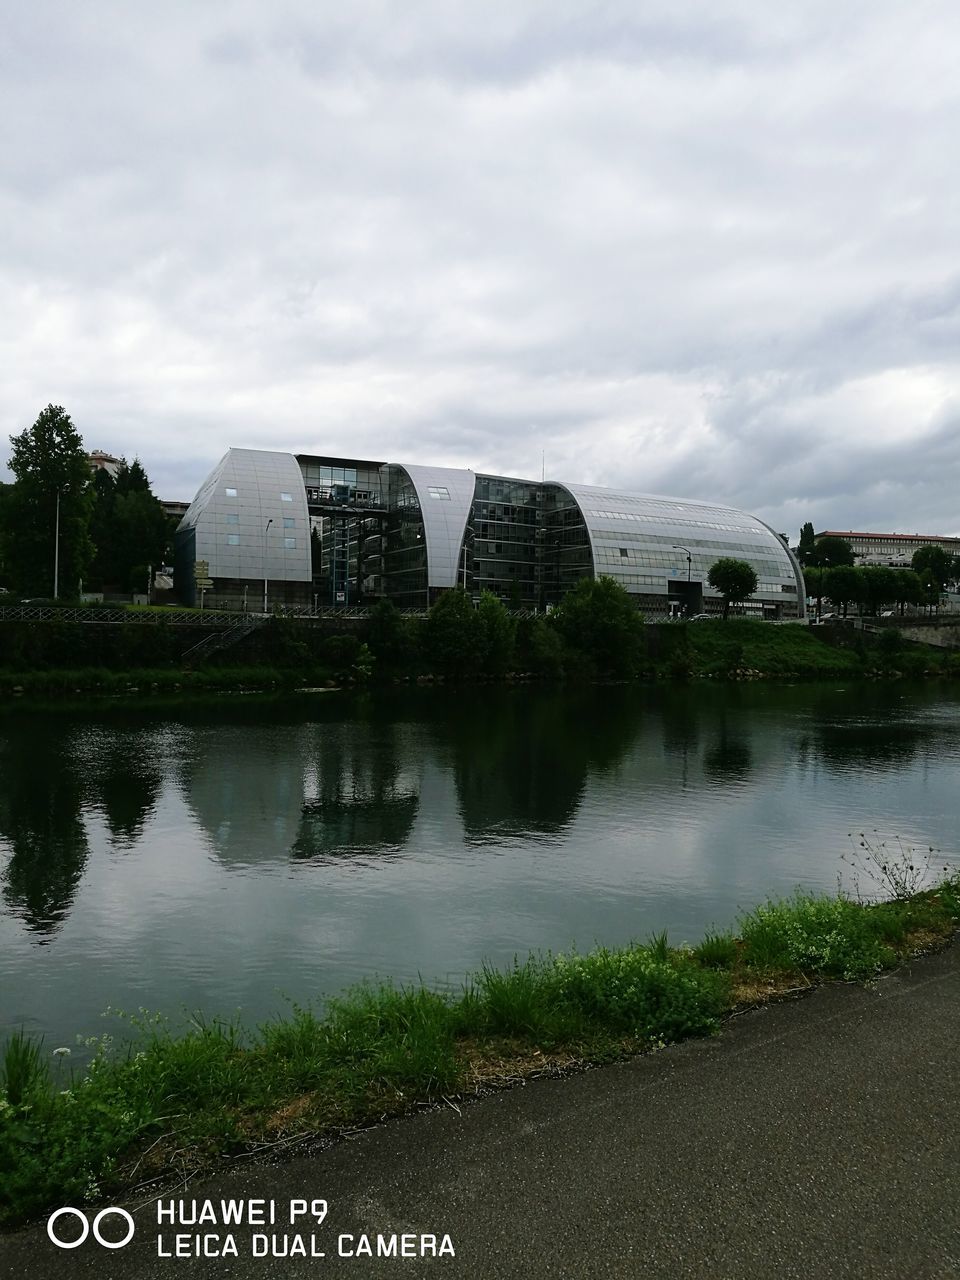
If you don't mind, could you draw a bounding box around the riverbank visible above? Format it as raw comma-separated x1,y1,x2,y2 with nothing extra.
0,618,957,699
3,873,958,1229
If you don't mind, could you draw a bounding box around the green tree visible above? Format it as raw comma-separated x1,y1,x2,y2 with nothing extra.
5,405,94,597
365,598,411,671
797,521,817,566
804,565,826,618
551,575,645,678
859,565,898,616
87,458,168,592
423,588,481,677
894,568,922,617
823,565,863,617
706,558,758,621
476,591,515,675
911,545,954,593
808,536,855,569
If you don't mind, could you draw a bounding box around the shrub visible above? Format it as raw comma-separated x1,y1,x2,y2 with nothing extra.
739,893,895,979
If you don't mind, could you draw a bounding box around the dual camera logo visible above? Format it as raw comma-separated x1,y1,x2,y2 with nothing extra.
47,1206,135,1250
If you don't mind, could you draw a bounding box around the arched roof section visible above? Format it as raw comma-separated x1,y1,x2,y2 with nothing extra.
178,448,312,582
396,463,476,590
554,483,804,611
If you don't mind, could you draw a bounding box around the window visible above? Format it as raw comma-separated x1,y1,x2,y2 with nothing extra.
281,492,293,502
284,537,296,549
227,534,240,546
225,487,238,497
427,486,451,500
620,548,629,558
226,513,240,525
283,517,295,528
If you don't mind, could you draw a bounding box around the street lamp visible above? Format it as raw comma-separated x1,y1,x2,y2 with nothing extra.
672,544,692,582
461,525,475,591
672,544,693,620
53,484,69,600
263,519,273,614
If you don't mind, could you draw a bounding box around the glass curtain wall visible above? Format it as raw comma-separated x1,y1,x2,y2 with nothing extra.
539,485,593,607
469,476,540,605
381,465,427,607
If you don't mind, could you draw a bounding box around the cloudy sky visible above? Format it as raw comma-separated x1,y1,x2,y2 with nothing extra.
2,0,959,537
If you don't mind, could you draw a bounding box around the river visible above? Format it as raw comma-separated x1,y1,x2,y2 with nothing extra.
2,682,958,1055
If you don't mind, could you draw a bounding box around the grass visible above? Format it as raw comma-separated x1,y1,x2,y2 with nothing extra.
2,875,959,1228
672,618,960,680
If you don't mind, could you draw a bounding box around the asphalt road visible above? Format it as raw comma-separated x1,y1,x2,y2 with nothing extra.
3,943,959,1279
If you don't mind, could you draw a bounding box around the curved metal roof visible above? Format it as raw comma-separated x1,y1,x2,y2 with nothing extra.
396,463,476,590
554,482,803,607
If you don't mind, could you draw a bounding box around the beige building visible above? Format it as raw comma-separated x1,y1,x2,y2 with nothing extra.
817,530,960,567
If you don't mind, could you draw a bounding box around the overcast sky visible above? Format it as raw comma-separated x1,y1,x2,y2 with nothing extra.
3,1,959,537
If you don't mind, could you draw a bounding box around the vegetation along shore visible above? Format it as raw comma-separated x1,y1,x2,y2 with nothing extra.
3,851,958,1229
1,580,959,699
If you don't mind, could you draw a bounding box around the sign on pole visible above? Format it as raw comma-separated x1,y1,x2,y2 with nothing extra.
194,560,209,579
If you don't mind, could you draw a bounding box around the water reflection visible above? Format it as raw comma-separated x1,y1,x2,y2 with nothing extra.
293,722,420,859
176,725,309,866
0,725,88,940
83,731,164,849
433,688,643,843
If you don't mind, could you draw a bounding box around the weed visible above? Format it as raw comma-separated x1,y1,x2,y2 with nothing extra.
842,831,954,901
1,1029,49,1106
693,931,739,970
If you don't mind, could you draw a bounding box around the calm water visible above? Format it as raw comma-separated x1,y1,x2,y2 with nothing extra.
2,683,959,1055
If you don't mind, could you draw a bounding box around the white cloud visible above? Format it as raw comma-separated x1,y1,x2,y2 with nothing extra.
2,0,959,534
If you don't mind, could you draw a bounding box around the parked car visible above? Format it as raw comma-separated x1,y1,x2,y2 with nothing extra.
689,613,713,622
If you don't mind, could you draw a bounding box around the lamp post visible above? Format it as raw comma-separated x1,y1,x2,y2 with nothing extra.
263,518,273,614
461,525,475,591
53,484,69,600
672,544,692,619
672,544,692,582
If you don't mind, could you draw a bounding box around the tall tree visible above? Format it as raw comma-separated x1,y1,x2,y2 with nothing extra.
84,457,171,592
707,558,758,621
911,545,954,593
807,535,855,569
797,521,817,566
5,405,94,597
823,565,863,617
551,575,645,677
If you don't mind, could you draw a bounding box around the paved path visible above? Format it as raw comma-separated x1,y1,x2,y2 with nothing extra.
4,944,959,1279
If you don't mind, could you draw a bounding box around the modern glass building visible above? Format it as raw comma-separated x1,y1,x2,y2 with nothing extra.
175,449,805,618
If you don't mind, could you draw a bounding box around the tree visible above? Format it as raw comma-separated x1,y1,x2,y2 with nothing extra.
804,565,826,618
551,575,645,678
797,521,817,566
823,565,863,617
911,545,954,594
808,536,855,569
5,405,94,597
476,591,515,675
859,565,898,616
87,457,169,591
894,568,922,616
365,598,412,671
707,558,758,621
423,588,481,677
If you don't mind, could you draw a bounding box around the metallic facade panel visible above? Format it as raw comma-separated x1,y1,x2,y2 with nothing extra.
177,449,312,583
397,464,476,590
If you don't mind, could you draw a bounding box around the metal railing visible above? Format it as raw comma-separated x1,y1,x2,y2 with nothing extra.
0,606,262,627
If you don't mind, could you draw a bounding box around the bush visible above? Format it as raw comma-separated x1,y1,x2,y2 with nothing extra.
739,893,895,979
